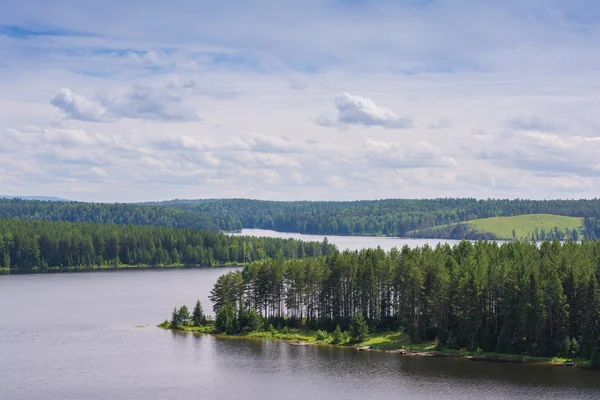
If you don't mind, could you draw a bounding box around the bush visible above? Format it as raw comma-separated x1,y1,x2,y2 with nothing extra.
215,303,238,335
316,330,329,341
446,332,459,350
468,340,478,353
331,325,347,344
239,309,263,333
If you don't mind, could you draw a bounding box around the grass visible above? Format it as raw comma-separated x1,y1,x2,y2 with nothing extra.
467,214,583,240
364,331,436,351
156,323,589,368
414,214,584,240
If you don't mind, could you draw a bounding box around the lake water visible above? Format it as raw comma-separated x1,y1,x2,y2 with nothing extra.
231,228,470,251
2,268,600,400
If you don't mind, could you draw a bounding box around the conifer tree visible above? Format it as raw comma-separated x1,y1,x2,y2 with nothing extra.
178,305,191,325
349,313,369,343
170,307,181,329
192,300,206,326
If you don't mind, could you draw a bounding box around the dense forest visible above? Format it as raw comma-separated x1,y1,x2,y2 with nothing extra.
0,198,221,232
153,198,600,238
208,240,600,361
6,197,600,240
0,219,335,271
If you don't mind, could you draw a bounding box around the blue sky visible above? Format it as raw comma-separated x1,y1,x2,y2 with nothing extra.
1,0,600,201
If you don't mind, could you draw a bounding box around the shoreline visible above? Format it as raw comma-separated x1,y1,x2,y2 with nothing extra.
158,324,589,369
0,263,244,275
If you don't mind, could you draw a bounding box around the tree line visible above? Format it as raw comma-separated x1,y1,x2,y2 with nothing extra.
0,198,222,232
208,239,600,361
0,219,336,271
153,198,600,238
7,197,600,239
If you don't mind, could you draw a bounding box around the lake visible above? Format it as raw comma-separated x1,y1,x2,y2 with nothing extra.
230,228,471,251
1,268,600,400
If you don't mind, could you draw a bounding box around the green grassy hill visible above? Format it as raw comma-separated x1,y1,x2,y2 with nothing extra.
410,214,584,240
468,214,583,240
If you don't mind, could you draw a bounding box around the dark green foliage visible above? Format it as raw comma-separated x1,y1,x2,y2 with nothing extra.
151,198,600,238
8,197,600,239
192,301,206,326
210,240,600,361
215,303,238,335
0,219,335,271
331,325,346,344
178,305,191,324
239,309,263,333
170,307,181,329
590,347,600,369
0,198,222,231
349,313,369,343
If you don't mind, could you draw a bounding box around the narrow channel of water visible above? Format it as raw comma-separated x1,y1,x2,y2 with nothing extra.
231,228,474,251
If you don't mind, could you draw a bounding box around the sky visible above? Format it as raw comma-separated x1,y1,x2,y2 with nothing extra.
2,0,600,202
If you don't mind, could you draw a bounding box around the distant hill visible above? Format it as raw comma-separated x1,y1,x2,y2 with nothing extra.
408,214,584,241
149,198,600,239
0,195,70,202
0,198,221,232
3,197,600,240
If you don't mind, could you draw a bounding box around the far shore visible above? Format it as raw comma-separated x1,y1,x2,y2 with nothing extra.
158,323,590,369
0,263,244,275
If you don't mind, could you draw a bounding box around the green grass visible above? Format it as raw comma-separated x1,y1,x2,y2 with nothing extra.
364,332,436,351
467,214,583,240
415,214,584,240
156,323,589,367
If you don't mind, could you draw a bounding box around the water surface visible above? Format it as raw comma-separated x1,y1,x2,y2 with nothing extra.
1,269,599,400
231,228,468,252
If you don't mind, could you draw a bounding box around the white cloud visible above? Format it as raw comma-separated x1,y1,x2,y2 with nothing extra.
474,129,600,178
51,85,199,122
5,1,600,200
363,139,457,169
317,92,413,129
51,89,107,122
155,134,307,154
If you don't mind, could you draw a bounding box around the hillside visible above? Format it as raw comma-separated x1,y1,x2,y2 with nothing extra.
152,198,600,239
409,214,584,240
0,198,222,232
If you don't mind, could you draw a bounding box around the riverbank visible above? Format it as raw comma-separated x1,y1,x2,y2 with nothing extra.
158,323,590,368
0,263,244,275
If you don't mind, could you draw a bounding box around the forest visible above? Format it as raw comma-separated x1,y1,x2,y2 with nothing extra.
6,197,600,239
152,198,600,238
0,198,222,232
207,240,600,362
0,219,335,271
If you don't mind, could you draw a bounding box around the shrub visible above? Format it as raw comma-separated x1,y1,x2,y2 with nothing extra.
332,325,346,344
316,330,329,341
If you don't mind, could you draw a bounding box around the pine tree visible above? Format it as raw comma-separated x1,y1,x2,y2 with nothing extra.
215,303,238,335
332,324,344,344
170,307,181,329
349,312,369,343
178,305,191,325
192,300,206,326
